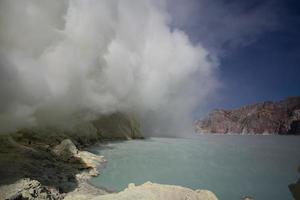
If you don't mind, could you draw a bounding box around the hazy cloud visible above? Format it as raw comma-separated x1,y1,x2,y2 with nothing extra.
0,0,218,135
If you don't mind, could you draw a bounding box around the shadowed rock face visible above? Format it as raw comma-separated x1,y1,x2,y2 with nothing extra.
195,96,300,134
0,112,143,193
0,178,63,200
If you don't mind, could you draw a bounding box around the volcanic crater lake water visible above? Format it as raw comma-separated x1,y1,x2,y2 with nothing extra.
90,135,300,200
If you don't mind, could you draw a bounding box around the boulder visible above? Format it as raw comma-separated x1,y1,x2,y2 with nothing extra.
52,139,78,161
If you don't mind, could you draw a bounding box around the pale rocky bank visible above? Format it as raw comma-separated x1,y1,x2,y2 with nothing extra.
195,96,300,134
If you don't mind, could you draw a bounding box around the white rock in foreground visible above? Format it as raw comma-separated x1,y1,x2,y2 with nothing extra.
92,182,218,200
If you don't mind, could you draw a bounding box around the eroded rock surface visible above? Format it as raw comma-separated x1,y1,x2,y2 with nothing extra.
90,182,218,200
195,96,300,134
0,178,62,200
0,139,106,200
52,139,78,161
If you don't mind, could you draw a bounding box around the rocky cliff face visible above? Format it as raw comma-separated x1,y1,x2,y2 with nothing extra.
195,96,300,134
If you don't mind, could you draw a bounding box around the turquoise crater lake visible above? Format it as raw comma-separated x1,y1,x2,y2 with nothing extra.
90,135,300,200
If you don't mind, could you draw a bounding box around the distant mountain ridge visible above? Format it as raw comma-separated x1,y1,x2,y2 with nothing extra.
195,96,300,135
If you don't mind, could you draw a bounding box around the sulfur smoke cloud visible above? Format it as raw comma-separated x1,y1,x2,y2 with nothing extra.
0,0,217,136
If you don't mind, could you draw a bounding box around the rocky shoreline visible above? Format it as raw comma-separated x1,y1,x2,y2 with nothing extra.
62,139,219,200
0,112,141,199
0,138,218,200
0,110,219,200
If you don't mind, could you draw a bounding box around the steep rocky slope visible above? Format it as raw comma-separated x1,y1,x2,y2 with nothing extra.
195,96,300,134
0,112,142,196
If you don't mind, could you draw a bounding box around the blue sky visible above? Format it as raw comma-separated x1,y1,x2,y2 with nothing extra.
169,0,300,113
218,29,300,109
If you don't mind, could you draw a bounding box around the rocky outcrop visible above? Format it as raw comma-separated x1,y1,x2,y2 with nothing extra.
195,96,300,134
52,139,105,177
0,139,107,200
0,178,62,200
67,182,218,200
0,135,84,193
52,139,79,162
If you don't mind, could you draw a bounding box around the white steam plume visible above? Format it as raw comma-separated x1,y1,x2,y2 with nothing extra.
0,0,217,136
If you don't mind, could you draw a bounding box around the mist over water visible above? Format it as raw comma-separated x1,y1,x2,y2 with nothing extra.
0,0,217,135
